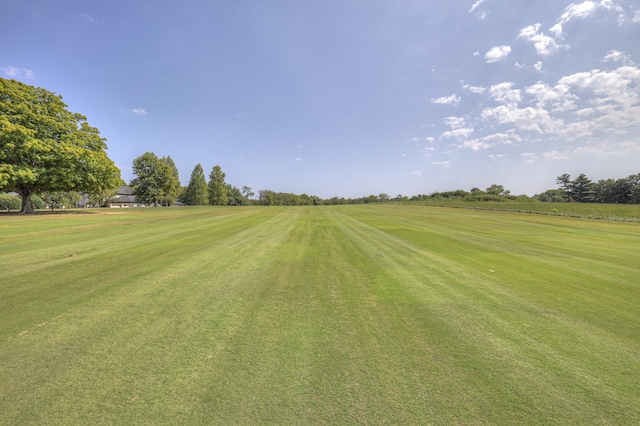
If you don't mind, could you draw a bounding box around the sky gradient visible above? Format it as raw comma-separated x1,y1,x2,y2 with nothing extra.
2,0,640,197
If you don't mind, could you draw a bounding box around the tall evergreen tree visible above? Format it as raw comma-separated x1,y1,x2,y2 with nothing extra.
161,155,181,205
183,164,208,205
208,164,228,206
571,173,594,203
556,174,573,202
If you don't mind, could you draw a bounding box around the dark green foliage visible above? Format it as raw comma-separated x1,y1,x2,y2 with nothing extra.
226,184,248,206
208,165,228,206
30,194,45,210
131,152,180,206
533,189,564,203
549,173,640,204
486,184,510,196
571,173,593,203
556,173,573,201
0,194,21,211
182,164,208,205
40,191,81,209
0,78,122,213
161,156,181,205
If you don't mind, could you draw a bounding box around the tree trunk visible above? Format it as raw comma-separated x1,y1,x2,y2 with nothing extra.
19,189,35,214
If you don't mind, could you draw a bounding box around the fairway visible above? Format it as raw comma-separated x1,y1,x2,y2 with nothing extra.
1,206,639,424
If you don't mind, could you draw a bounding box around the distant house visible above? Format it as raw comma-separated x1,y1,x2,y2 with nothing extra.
109,186,140,208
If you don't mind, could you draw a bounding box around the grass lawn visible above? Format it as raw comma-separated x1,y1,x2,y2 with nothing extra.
412,199,640,222
1,206,639,424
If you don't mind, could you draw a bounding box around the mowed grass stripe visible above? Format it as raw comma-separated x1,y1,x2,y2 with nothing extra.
0,206,639,424
332,205,640,423
1,207,299,423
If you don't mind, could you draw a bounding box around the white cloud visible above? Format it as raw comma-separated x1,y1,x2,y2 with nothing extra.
481,104,562,133
425,137,436,143
129,108,148,115
410,171,422,177
488,154,506,162
1,66,35,80
576,107,594,117
634,10,640,23
484,45,511,63
441,128,475,139
451,64,640,161
551,1,625,36
463,132,520,151
521,153,537,164
563,0,624,24
82,14,107,26
445,116,466,129
549,24,563,38
524,82,577,111
431,94,461,105
534,61,543,72
518,24,561,56
602,50,634,65
295,157,302,162
557,1,599,26
514,62,525,69
430,161,450,167
463,140,491,151
543,150,569,160
469,0,485,13
463,83,486,95
488,82,521,104
558,66,640,109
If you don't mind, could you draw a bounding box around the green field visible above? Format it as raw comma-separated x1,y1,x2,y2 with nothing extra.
1,206,639,424
411,199,640,222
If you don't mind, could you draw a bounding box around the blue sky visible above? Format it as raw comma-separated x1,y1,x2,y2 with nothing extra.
2,0,640,197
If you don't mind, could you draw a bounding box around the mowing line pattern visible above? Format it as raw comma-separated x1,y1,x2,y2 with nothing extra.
1,206,639,424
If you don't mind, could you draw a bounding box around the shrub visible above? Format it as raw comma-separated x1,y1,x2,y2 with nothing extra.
0,194,22,212
31,195,46,210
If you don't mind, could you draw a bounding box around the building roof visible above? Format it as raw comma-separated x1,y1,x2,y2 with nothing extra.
113,195,136,203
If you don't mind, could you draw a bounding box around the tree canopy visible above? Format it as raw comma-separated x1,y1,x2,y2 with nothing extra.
0,78,122,213
208,164,228,206
549,173,640,204
182,163,208,205
130,152,180,206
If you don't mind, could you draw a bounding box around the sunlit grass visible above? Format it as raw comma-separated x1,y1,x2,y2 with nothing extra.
1,206,639,424
411,199,640,221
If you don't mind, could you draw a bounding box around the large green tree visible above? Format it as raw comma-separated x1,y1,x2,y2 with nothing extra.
208,164,228,206
183,163,208,205
485,184,510,196
571,173,594,203
556,174,573,202
0,78,122,213
226,184,249,206
161,155,181,206
130,152,180,206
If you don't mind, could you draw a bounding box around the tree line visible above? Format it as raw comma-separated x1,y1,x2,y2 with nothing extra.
2,78,640,212
128,152,254,206
535,173,640,204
